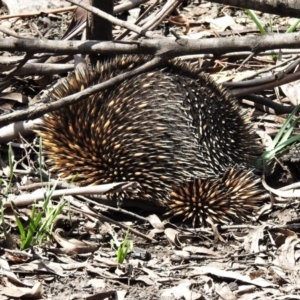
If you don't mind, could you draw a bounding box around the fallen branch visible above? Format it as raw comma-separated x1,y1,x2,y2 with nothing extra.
0,56,165,126
0,33,299,57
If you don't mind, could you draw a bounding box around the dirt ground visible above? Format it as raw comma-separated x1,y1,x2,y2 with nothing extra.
1,1,300,299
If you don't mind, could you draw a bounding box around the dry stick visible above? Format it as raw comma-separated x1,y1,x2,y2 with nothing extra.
16,181,162,217
0,62,298,128
116,0,159,40
2,63,74,76
0,34,299,123
76,195,154,222
0,0,150,20
0,6,77,20
279,181,300,191
66,0,161,38
224,55,298,86
221,50,300,58
208,0,300,18
0,55,28,65
69,201,158,243
236,52,255,72
96,213,158,243
0,1,151,40
0,32,299,57
0,26,35,39
3,52,33,76
229,73,282,88
226,57,300,113
117,0,181,41
262,176,300,198
63,0,153,40
0,119,43,144
4,182,138,208
18,181,73,191
114,0,151,14
242,96,295,115
0,56,164,126
129,0,182,40
61,21,86,41
229,71,300,97
0,47,298,79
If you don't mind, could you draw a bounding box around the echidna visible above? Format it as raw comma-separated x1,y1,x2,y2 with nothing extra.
38,55,267,227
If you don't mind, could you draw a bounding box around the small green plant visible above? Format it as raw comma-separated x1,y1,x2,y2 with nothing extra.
0,143,15,237
12,139,66,249
13,181,66,250
261,105,300,165
245,9,300,35
245,10,300,60
110,227,132,264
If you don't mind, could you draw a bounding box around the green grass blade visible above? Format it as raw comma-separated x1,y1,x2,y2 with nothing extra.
245,9,267,35
279,117,300,144
275,134,300,154
286,19,300,33
39,137,43,184
14,215,25,242
270,105,300,149
22,205,40,249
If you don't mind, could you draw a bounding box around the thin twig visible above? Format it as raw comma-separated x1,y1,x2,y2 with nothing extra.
66,0,160,38
0,56,165,126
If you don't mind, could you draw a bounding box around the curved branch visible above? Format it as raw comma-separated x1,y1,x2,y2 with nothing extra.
0,56,165,126
0,33,300,58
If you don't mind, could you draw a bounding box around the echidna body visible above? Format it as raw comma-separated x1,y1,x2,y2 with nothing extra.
38,56,266,226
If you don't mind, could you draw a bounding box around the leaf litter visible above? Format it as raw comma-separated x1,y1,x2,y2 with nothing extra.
1,0,300,299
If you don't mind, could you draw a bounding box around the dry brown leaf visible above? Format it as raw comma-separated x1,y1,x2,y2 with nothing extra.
214,283,236,300
161,279,202,300
93,256,118,267
147,214,165,230
1,282,42,299
87,278,106,290
0,93,28,103
270,227,298,247
280,79,300,105
164,228,182,248
273,236,300,270
84,290,117,300
51,232,98,254
241,225,266,253
116,290,127,300
183,245,217,256
141,266,160,280
136,275,155,286
234,284,256,297
168,15,190,34
188,267,276,288
15,260,67,277
0,257,33,287
61,2,87,40
208,15,244,31
85,265,107,277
